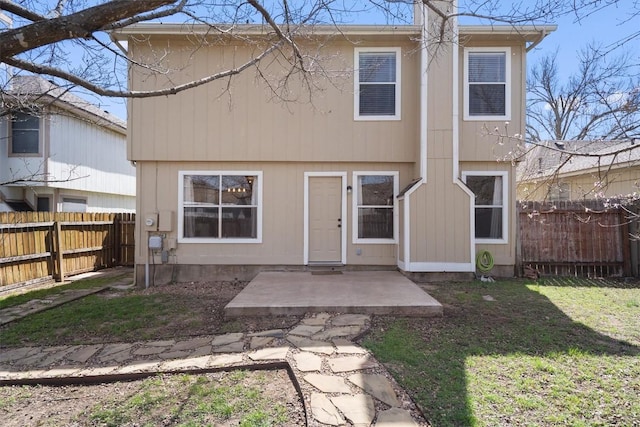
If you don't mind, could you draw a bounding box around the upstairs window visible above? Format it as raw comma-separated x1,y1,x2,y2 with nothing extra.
464,47,511,121
179,171,262,243
463,172,508,243
354,48,401,120
10,111,40,155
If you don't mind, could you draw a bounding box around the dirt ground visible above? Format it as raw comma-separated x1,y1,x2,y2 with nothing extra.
0,369,306,426
0,281,309,426
133,280,305,336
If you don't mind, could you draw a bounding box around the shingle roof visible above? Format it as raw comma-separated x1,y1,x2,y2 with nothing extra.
5,75,126,132
517,140,640,181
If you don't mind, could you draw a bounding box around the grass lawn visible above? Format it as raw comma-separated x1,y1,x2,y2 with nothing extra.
362,278,640,427
0,275,124,310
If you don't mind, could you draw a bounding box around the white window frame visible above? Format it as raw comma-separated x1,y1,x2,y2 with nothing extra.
462,171,508,244
9,111,42,157
463,47,511,121
352,171,399,244
60,196,87,213
178,170,263,244
354,47,401,121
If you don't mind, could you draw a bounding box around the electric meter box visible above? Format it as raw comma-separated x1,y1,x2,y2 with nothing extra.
144,213,158,231
148,235,162,249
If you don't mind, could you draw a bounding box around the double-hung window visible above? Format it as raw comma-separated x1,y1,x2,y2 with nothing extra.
463,171,508,243
10,111,41,155
354,48,401,120
179,171,262,243
353,172,398,243
464,47,510,120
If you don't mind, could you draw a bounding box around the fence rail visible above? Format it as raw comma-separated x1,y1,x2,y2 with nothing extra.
518,201,634,277
0,212,135,291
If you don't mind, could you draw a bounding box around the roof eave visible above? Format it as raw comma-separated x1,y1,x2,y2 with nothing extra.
112,23,557,40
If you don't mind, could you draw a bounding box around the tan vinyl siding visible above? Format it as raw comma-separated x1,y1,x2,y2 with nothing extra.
409,159,472,264
128,37,420,164
458,41,526,162
135,161,412,266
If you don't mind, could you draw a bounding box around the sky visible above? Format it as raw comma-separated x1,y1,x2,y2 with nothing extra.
7,1,634,122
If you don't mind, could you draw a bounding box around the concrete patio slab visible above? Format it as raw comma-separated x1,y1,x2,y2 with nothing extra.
224,271,443,317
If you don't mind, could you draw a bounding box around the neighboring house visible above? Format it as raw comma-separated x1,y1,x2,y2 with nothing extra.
0,76,135,213
114,9,555,283
517,140,640,202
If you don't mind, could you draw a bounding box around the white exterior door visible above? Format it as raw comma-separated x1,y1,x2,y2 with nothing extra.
308,176,342,263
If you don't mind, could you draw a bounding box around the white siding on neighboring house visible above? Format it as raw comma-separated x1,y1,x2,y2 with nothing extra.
55,190,135,213
47,113,135,196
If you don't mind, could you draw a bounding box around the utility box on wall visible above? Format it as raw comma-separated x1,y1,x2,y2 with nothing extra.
144,213,158,231
158,210,174,232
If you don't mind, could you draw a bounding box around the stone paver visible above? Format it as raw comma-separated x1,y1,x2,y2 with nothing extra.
287,335,334,355
249,336,274,349
293,352,323,372
211,342,244,353
332,338,368,354
375,408,420,426
158,350,191,360
301,313,332,326
0,347,37,363
211,333,244,347
310,393,345,426
100,348,134,363
116,361,162,374
248,329,285,338
190,346,213,357
161,356,211,370
133,346,168,356
304,373,352,393
329,355,378,373
209,354,244,367
171,337,211,351
289,324,324,337
331,394,376,426
348,373,401,407
248,346,290,361
98,343,133,358
313,325,363,340
67,345,103,363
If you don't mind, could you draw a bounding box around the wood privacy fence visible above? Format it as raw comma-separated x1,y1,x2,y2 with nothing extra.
518,201,637,277
0,212,135,291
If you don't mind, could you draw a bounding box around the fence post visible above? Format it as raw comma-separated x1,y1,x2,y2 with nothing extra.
54,220,65,282
515,202,522,277
620,207,632,277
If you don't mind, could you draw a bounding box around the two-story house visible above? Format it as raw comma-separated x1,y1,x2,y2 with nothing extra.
114,9,554,283
0,76,135,212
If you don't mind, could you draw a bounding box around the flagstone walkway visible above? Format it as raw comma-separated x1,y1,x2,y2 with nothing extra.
1,312,427,426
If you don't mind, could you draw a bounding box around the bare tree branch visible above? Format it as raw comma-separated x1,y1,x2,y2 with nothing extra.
0,0,175,60
0,0,46,22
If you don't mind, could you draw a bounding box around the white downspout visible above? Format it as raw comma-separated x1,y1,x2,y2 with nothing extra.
419,3,428,181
